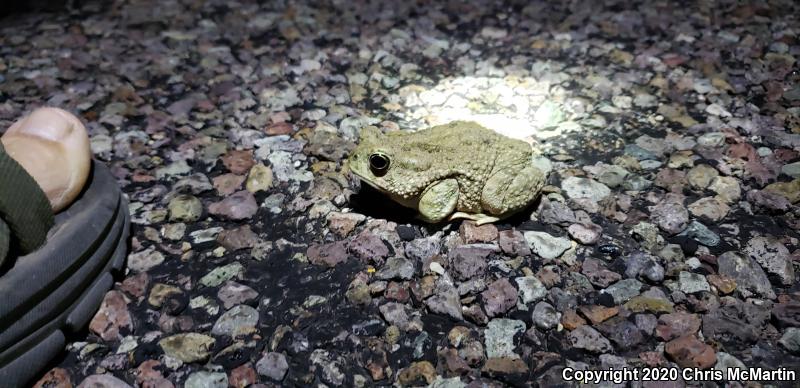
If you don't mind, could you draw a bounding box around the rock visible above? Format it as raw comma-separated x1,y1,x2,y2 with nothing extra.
460,221,499,243
654,168,687,192
524,231,572,260
375,257,415,280
405,236,442,262
136,360,173,388
709,176,740,203
307,241,349,267
397,361,436,386
568,325,613,353
326,212,366,238
582,257,622,288
561,177,611,203
532,302,560,329
212,305,259,337
212,174,245,196
379,302,422,331
687,164,719,189
89,291,133,341
77,374,132,388
743,236,795,286
655,312,701,341
448,244,492,280
702,301,768,343
168,195,203,222
127,247,165,273
222,150,255,175
664,336,716,368
567,222,602,244
578,305,618,324
596,319,644,350
208,191,259,220
217,225,259,251
630,222,666,251
715,352,747,380
481,357,529,377
425,281,463,320
246,163,273,193
158,333,215,363
515,276,547,304
200,262,244,287
485,318,526,359
600,279,643,304
678,221,720,247
677,271,710,294
309,349,346,385
706,274,736,295
747,189,792,212
779,328,800,354
229,364,258,388
148,283,183,309
717,251,776,299
687,197,730,222
184,371,227,388
217,281,259,309
481,278,518,317
764,179,800,203
781,161,800,178
773,301,800,328
624,251,665,282
348,231,390,262
256,352,289,381
649,196,689,235
697,132,725,147
34,368,72,388
537,198,577,225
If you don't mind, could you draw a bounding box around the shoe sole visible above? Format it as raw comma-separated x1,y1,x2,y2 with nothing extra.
0,161,130,387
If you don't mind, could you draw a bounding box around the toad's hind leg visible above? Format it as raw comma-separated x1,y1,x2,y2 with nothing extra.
481,165,545,217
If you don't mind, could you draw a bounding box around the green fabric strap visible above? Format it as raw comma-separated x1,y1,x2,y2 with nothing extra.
0,141,54,257
0,218,8,267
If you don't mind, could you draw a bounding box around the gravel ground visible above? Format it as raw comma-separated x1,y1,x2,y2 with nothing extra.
2,0,800,387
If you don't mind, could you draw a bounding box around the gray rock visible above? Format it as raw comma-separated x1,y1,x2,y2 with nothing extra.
515,276,547,305
404,237,441,262
782,161,800,178
624,252,665,283
779,328,800,354
375,257,416,280
717,251,776,299
715,352,747,380
211,305,259,337
622,175,652,191
678,221,720,247
127,247,165,273
425,281,463,320
485,318,526,359
601,279,643,304
568,325,613,353
256,352,289,381
677,271,710,294
532,302,560,330
523,231,572,260
217,281,259,309
184,371,227,388
537,198,577,226
561,177,611,203
630,222,666,251
582,257,622,288
309,349,346,386
567,222,602,245
379,302,422,331
744,236,795,286
649,197,689,235
77,374,133,388
448,244,492,280
624,144,658,161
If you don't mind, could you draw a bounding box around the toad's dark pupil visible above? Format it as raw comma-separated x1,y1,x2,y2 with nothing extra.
369,153,390,174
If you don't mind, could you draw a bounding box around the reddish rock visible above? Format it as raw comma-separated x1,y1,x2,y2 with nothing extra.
265,121,294,135
656,312,702,341
76,374,132,388
135,360,174,388
384,281,410,303
498,229,532,256
230,363,258,388
212,173,245,196
706,274,736,295
119,272,149,300
460,221,499,243
481,357,529,377
307,241,349,267
561,310,587,330
222,150,255,175
208,190,259,220
664,335,716,369
481,278,517,318
217,225,259,251
34,368,73,388
579,305,619,325
348,231,390,262
89,291,133,341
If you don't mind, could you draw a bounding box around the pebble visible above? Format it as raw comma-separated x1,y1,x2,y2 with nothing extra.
568,325,613,353
532,302,560,329
664,335,716,368
743,236,795,286
184,371,227,388
77,374,132,388
127,247,165,273
686,164,719,189
200,262,244,287
523,231,572,260
158,333,215,363
717,251,776,299
246,163,273,193
649,196,689,235
481,278,518,317
448,244,492,280
217,281,259,309
89,291,133,342
567,222,602,244
256,352,289,381
677,271,710,294
375,257,416,280
208,190,259,220
779,328,800,355
600,279,643,304
168,195,203,222
515,276,547,305
561,177,611,203
687,197,730,222
425,282,463,320
211,305,259,337
484,318,526,359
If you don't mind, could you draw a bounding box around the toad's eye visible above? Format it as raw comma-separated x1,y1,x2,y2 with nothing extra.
369,153,390,176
